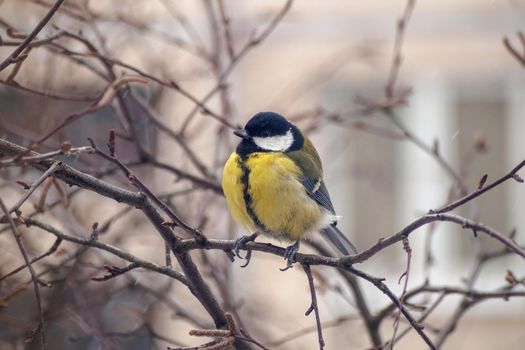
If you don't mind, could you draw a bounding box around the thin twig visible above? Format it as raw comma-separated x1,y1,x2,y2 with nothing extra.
388,236,413,349
127,91,215,179
48,33,232,129
5,162,60,215
307,240,383,347
385,109,467,194
502,32,525,67
0,237,62,283
158,0,208,58
0,0,65,72
218,0,235,61
179,0,293,134
1,146,93,165
267,315,358,348
19,217,189,285
433,158,525,213
88,138,207,241
390,293,446,346
385,0,415,98
347,266,435,349
0,198,48,349
0,79,99,101
91,262,140,281
302,264,325,350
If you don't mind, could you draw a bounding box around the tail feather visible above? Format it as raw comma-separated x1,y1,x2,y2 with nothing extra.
320,225,357,256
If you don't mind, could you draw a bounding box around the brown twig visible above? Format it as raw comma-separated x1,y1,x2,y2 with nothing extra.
19,217,190,285
306,240,383,347
88,136,207,241
5,161,60,215
218,0,236,61
388,236,413,349
0,145,92,165
390,292,446,347
356,0,467,195
147,159,222,194
179,0,293,134
0,198,48,349
158,0,208,58
347,266,435,349
385,0,415,98
127,91,215,179
432,244,522,348
91,262,140,281
48,33,232,129
421,286,525,299
267,315,358,348
0,237,62,282
0,31,66,49
339,212,525,265
433,158,525,213
0,0,65,72
502,32,525,67
138,281,213,330
385,109,468,194
171,312,257,350
302,264,325,350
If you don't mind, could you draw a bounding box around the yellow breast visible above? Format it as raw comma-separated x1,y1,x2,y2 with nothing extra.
222,152,256,231
222,152,322,241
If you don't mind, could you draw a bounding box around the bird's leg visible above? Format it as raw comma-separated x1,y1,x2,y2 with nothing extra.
281,240,300,271
233,232,259,263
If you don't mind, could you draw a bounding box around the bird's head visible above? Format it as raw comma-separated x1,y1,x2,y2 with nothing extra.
234,112,304,155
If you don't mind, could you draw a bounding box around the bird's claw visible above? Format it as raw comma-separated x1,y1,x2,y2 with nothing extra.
232,232,258,267
280,240,300,271
240,249,252,268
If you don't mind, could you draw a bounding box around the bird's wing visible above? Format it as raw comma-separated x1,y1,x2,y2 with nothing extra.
288,138,358,255
287,138,335,215
300,177,336,214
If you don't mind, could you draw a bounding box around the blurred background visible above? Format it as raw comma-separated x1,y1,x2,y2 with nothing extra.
0,0,524,349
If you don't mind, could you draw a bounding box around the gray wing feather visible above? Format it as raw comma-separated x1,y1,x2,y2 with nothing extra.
301,177,335,215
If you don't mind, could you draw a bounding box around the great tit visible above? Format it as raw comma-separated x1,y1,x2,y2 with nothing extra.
222,112,357,268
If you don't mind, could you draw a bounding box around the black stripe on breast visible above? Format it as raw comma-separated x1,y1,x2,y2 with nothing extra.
237,155,267,232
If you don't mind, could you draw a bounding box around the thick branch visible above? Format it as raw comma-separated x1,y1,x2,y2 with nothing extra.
0,138,235,337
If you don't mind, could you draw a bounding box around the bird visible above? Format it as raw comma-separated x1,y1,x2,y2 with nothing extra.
222,111,357,269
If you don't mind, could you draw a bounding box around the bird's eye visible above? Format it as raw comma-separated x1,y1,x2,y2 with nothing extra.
261,131,270,137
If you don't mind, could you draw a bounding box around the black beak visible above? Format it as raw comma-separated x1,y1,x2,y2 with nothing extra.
233,129,250,140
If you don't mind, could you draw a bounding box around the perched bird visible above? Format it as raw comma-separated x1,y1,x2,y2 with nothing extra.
222,112,357,268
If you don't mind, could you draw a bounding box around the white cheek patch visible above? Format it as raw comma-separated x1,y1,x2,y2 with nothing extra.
252,129,294,152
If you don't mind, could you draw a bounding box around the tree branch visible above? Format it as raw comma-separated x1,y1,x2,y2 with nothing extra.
0,0,65,72
302,264,325,350
0,198,48,349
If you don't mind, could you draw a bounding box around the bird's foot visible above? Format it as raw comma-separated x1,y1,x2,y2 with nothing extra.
280,240,300,271
233,232,259,267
